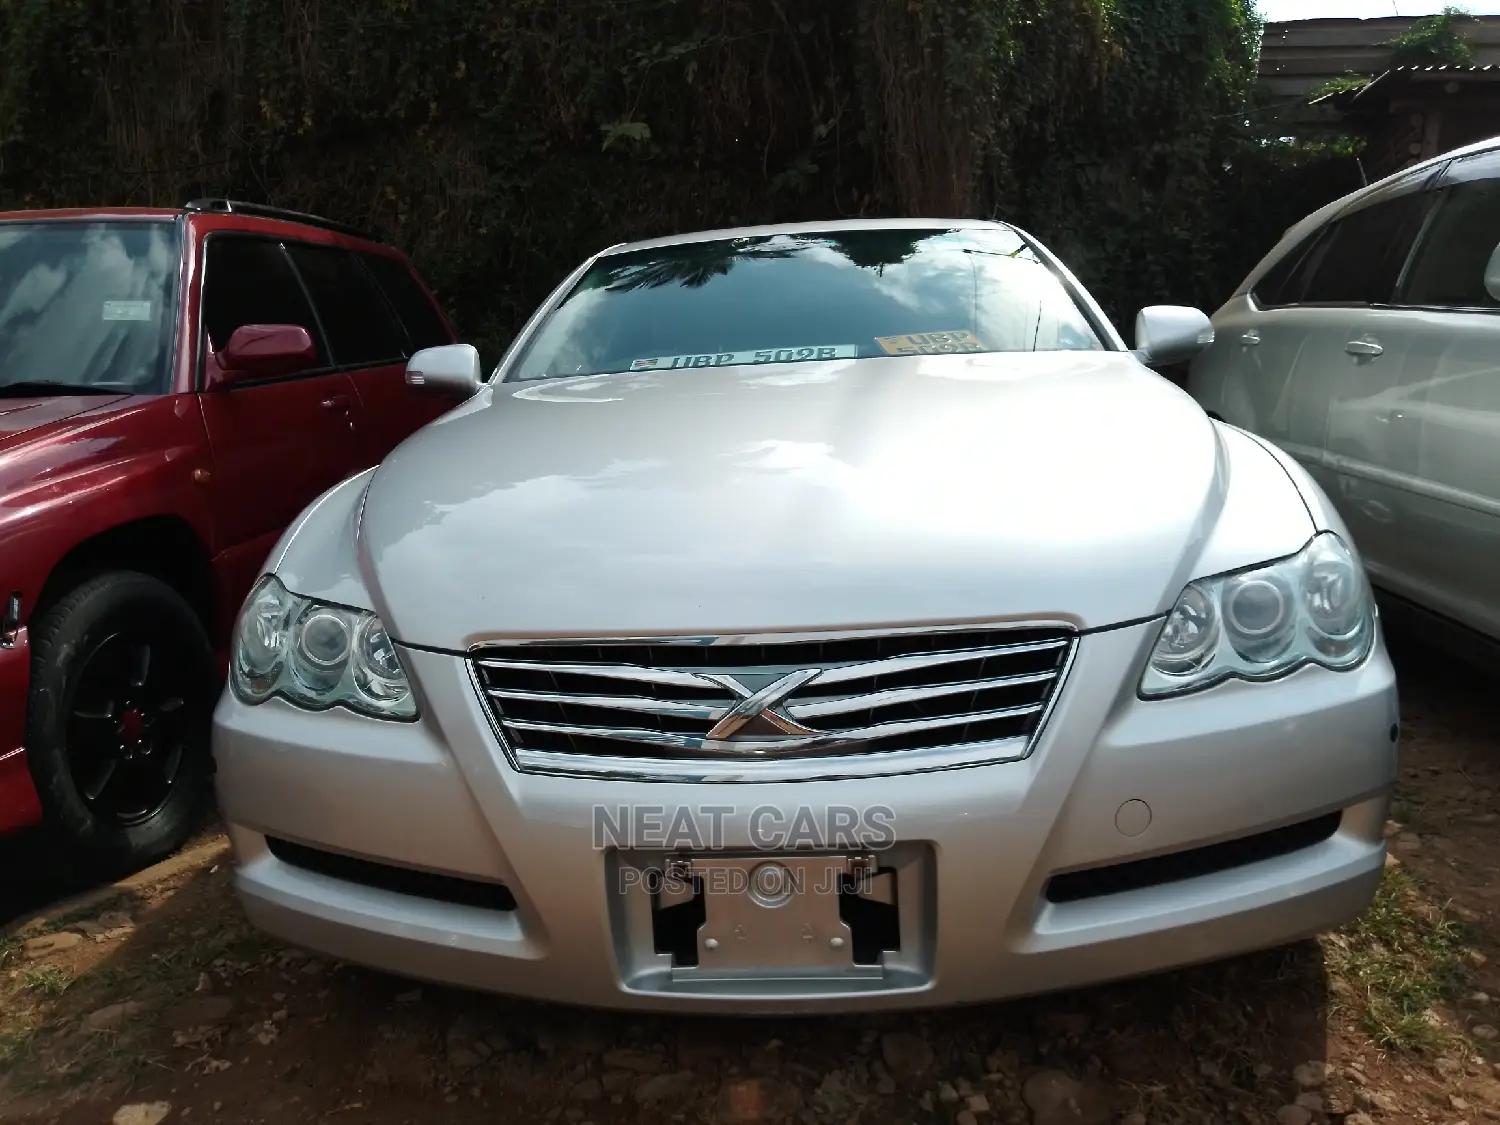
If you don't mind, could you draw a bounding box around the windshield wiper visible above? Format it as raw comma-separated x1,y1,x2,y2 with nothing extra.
0,380,124,398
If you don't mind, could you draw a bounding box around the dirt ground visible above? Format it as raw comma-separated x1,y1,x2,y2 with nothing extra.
3,634,1499,1125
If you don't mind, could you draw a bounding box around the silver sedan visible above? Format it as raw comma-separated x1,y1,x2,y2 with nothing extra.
212,219,1398,1013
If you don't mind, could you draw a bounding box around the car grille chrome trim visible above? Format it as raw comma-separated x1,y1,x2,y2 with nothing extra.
483,688,726,721
500,701,1045,758
785,670,1058,720
477,660,721,690
468,622,1077,782
482,668,1058,726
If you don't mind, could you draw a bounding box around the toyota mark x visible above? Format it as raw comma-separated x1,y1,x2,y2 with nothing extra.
212,219,1398,1012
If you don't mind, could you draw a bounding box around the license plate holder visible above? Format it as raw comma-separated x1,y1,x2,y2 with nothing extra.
672,854,875,981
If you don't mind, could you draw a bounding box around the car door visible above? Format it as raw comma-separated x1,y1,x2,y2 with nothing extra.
195,235,365,600
1191,227,1326,455
1377,151,1500,639
284,241,452,464
1281,181,1435,585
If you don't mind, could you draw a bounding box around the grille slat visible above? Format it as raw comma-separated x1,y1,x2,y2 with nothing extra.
788,669,1058,720
476,659,723,690
471,625,1075,779
803,638,1069,687
501,701,1046,757
485,686,732,721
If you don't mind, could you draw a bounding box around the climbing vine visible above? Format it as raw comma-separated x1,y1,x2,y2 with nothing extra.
1387,6,1477,68
0,0,1348,354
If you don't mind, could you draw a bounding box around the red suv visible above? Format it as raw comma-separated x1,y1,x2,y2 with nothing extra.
0,199,465,875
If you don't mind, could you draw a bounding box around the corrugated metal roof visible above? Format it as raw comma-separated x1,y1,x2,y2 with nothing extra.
1341,64,1500,112
1393,64,1500,73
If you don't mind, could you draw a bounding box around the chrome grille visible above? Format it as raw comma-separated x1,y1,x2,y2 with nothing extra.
470,625,1075,780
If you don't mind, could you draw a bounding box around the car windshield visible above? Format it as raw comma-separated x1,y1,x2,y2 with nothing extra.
0,220,179,395
508,226,1105,381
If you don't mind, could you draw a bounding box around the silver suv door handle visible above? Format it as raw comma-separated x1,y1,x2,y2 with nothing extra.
1345,339,1384,357
1239,331,1261,347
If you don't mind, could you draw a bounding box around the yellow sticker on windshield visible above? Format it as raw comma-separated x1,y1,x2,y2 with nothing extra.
875,330,985,357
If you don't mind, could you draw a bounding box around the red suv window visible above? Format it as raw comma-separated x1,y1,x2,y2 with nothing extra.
202,237,327,363
0,220,179,394
285,243,406,368
359,252,452,354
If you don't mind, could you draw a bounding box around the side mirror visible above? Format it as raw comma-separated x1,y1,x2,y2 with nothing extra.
1485,243,1500,303
1132,306,1216,368
406,344,483,398
212,324,318,388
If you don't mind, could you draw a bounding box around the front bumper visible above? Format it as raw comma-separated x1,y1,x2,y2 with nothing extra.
213,620,1398,1013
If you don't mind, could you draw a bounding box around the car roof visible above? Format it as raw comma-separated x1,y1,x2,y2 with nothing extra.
600,217,1018,257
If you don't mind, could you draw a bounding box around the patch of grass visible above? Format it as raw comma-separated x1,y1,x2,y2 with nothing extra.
0,1026,37,1070
21,965,73,997
1325,867,1471,1050
0,934,20,971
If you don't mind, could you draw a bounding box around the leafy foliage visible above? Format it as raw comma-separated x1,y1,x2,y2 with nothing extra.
1310,75,1377,98
1387,6,1477,68
0,0,1356,355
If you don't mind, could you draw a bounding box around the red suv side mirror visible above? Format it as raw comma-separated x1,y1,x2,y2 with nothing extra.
209,324,318,388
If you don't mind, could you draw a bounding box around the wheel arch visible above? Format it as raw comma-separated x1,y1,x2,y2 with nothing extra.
34,516,217,640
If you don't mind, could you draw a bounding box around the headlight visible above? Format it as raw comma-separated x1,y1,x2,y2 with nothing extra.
1140,532,1374,698
231,574,417,719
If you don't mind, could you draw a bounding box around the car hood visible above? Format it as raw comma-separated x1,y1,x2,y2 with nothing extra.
0,394,130,452
355,353,1312,649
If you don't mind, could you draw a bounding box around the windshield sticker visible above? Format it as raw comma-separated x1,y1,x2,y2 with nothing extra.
102,300,153,322
629,344,859,371
875,330,986,357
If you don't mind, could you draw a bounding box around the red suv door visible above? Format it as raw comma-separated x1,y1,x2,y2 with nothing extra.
283,242,453,463
195,235,366,602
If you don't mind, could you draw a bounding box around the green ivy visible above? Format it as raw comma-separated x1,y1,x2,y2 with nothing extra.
1387,6,1477,68
0,0,1357,356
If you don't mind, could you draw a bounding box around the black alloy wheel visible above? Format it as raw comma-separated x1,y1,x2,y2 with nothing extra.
25,571,217,877
65,630,194,826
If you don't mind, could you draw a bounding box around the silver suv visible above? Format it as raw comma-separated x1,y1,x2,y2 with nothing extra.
1189,135,1500,647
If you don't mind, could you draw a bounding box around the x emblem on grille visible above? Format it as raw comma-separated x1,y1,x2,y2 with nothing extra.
702,668,823,740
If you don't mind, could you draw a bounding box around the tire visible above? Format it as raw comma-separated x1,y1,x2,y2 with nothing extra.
25,571,218,879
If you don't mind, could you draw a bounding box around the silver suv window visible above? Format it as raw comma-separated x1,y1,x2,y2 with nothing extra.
1296,193,1431,306
1252,171,1441,310
1401,177,1500,311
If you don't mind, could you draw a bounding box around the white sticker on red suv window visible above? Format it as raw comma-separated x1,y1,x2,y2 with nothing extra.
629,344,858,371
102,300,153,322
